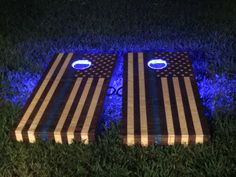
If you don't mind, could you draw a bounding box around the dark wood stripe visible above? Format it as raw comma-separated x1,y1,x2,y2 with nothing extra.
178,77,196,144
143,53,153,144
21,54,67,142
121,53,128,143
190,77,210,136
74,78,98,135
133,53,141,144
10,53,60,140
156,78,168,145
167,77,181,144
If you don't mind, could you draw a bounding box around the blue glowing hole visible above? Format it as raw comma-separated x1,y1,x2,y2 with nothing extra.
147,59,167,69
72,60,92,70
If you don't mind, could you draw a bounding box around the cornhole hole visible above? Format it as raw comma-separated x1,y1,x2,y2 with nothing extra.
11,53,117,143
121,52,210,146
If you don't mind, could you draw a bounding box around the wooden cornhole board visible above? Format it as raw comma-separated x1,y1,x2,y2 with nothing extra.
121,52,210,146
11,53,117,143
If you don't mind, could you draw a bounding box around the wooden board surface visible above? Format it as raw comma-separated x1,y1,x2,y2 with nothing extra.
11,53,117,143
121,52,210,146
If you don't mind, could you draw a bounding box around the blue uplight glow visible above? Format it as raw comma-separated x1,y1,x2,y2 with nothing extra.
100,53,123,127
72,60,92,70
4,34,235,125
147,59,167,69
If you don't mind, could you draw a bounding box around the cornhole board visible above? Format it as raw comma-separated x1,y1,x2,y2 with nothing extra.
11,53,117,143
120,52,210,146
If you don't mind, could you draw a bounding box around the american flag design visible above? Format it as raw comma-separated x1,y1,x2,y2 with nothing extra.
11,53,117,143
121,52,210,146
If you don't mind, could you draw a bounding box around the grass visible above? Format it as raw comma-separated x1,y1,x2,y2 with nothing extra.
0,0,236,176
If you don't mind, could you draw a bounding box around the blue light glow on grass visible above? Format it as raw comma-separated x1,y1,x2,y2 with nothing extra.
100,53,123,127
3,34,235,125
147,59,167,69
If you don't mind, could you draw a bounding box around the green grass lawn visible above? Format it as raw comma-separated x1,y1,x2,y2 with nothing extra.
0,0,236,176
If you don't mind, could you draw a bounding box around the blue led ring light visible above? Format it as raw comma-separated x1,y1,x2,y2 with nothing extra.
72,60,92,70
147,58,167,69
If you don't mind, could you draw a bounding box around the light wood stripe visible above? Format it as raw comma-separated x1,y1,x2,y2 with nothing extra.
67,78,93,144
54,78,82,143
161,77,175,145
138,52,148,146
81,78,105,144
127,53,134,145
15,53,64,141
27,53,73,143
173,77,189,144
184,77,203,143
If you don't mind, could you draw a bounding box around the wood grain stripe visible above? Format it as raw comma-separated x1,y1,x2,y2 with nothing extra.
27,53,73,143
178,77,195,144
127,53,135,145
88,80,109,131
54,78,82,143
173,77,189,144
80,78,105,144
67,78,93,144
167,77,181,144
15,53,64,141
138,52,148,146
184,77,203,143
161,77,175,145
156,78,167,144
